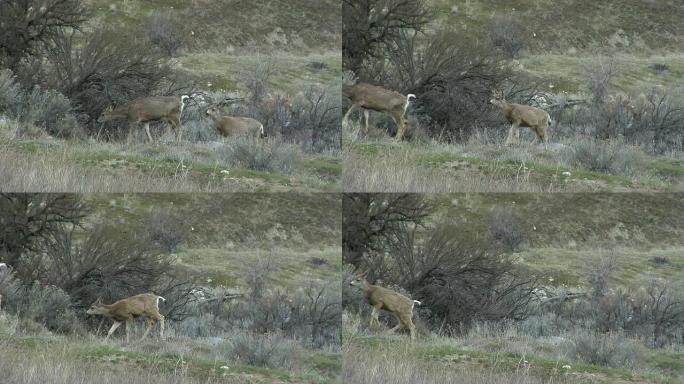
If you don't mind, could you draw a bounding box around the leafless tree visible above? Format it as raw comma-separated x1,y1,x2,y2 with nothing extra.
0,0,88,72
343,0,430,74
343,193,430,269
0,194,88,276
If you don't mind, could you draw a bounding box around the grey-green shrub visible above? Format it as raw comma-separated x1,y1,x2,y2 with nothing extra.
217,136,302,173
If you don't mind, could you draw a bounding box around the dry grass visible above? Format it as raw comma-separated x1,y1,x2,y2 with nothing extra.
343,343,560,384
0,341,203,384
343,149,569,192
0,144,215,192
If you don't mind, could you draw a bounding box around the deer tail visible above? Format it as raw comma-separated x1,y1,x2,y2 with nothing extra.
406,94,416,103
413,300,422,305
157,296,167,304
181,95,189,103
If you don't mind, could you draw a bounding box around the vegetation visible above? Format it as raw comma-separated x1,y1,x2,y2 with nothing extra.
342,0,684,192
343,193,684,383
0,193,342,383
0,0,341,192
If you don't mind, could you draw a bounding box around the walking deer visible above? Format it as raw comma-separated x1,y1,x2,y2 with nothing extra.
343,82,415,141
206,106,266,139
349,273,421,339
489,90,551,148
98,95,189,143
86,293,166,343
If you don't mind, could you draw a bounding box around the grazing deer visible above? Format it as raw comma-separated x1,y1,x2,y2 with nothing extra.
343,82,415,141
98,95,189,143
349,273,421,339
206,106,265,139
489,90,551,148
86,293,166,343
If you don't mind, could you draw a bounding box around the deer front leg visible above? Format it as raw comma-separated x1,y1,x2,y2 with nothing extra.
343,104,355,127
125,320,131,343
370,305,382,328
505,123,519,146
140,318,155,341
105,321,122,340
363,109,370,134
144,122,153,143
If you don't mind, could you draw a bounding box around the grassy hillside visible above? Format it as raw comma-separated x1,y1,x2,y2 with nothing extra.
0,193,342,383
344,0,684,192
344,193,684,383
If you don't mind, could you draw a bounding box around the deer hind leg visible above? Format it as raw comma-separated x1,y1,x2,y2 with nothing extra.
158,314,165,339
398,313,416,340
363,109,370,134
171,116,182,142
105,321,122,340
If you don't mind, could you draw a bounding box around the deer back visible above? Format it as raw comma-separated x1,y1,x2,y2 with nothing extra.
346,83,406,112
367,285,414,314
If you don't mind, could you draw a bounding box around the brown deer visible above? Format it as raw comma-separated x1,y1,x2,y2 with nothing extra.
86,293,166,343
98,95,188,143
343,82,415,141
349,273,421,339
489,90,551,148
206,106,265,139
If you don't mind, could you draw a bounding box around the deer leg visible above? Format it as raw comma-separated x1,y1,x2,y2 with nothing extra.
389,314,403,333
370,305,382,328
170,116,182,142
158,315,165,339
140,318,155,341
144,122,153,143
105,321,122,340
399,313,417,340
505,123,519,146
125,320,131,343
363,109,370,134
343,104,355,126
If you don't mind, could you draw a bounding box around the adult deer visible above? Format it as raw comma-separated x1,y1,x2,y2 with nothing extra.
98,95,188,143
490,89,551,148
343,82,415,141
86,293,166,343
206,106,265,139
349,273,421,339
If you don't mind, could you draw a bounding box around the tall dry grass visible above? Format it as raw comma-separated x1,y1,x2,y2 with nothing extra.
0,342,202,384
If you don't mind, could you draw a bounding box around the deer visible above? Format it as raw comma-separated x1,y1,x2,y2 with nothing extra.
489,89,551,149
86,293,166,343
343,82,415,141
349,273,421,339
206,105,265,139
98,95,189,143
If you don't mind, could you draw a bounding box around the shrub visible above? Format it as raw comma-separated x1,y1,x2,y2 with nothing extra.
571,331,645,368
0,69,22,117
17,87,74,136
224,332,298,369
289,85,341,153
488,206,525,251
145,209,183,253
489,14,526,58
217,136,302,174
560,137,646,175
21,283,80,334
144,11,182,56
